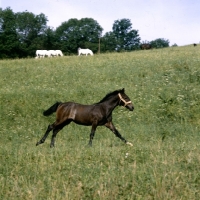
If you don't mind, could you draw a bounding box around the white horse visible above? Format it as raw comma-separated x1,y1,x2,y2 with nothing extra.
36,50,50,58
48,50,57,57
78,48,93,56
55,50,63,56
35,50,63,58
48,50,63,57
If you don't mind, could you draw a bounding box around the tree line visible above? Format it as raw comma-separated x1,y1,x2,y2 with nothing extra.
0,7,170,59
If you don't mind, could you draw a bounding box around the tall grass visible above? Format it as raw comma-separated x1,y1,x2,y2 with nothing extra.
0,45,200,199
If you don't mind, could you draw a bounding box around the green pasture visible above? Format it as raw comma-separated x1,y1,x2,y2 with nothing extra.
0,45,200,199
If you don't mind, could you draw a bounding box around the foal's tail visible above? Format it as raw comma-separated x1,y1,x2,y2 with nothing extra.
43,102,62,116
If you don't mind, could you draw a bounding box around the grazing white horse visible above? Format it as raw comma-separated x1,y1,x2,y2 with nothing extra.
35,50,63,58
55,50,63,56
36,50,50,58
48,50,63,57
78,48,93,56
48,50,57,57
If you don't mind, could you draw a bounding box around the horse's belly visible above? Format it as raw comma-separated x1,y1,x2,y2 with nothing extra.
73,120,92,126
74,112,107,126
74,114,93,125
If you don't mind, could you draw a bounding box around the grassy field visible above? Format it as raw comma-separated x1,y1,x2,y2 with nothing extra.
0,45,200,199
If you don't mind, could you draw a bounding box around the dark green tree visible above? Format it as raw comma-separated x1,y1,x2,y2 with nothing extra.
150,38,169,48
55,18,103,54
0,9,3,33
101,32,117,52
0,7,19,58
112,18,140,51
42,27,57,50
15,11,49,57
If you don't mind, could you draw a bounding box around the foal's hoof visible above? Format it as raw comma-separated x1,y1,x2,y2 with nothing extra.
88,144,92,147
126,142,133,146
88,141,93,147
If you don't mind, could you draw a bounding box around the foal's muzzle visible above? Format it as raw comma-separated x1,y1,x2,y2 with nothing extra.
118,93,134,111
128,104,134,111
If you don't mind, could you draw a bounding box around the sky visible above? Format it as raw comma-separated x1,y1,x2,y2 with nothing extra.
1,0,200,46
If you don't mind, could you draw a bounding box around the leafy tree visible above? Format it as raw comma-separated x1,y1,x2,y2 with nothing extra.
112,18,140,51
15,11,49,57
55,18,103,54
0,8,50,58
0,9,3,33
42,27,57,50
55,18,79,54
0,7,19,58
101,32,117,52
150,38,169,48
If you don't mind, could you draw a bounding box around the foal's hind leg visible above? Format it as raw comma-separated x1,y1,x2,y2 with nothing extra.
50,119,72,148
50,128,61,148
105,121,132,145
36,124,53,146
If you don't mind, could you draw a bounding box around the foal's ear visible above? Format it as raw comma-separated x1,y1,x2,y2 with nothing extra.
121,88,125,92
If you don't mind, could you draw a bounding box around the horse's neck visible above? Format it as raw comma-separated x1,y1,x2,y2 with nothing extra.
101,95,119,112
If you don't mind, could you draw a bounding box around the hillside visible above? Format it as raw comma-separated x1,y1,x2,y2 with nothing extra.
0,45,200,199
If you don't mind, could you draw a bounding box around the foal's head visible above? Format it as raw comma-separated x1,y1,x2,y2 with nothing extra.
118,88,134,111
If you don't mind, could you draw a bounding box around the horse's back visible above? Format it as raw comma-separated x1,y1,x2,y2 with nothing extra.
55,50,63,56
36,50,43,55
57,102,98,125
36,50,47,57
78,48,93,56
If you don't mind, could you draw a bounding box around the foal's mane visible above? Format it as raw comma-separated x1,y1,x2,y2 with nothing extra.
95,89,124,104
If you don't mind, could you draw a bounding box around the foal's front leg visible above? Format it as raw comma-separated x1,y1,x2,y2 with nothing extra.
105,121,133,146
88,123,97,146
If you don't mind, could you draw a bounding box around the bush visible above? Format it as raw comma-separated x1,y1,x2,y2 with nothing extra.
150,38,170,48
